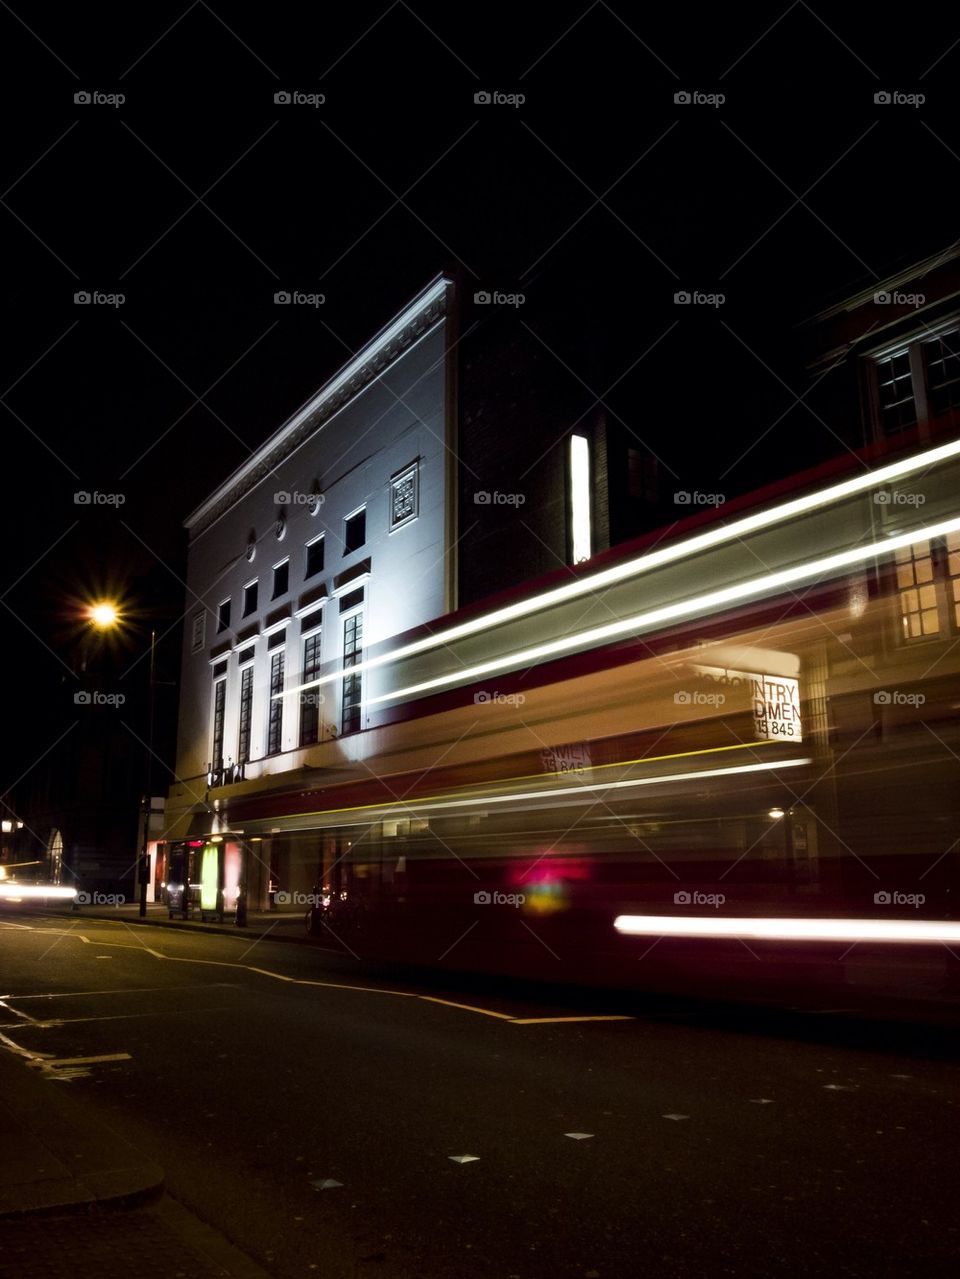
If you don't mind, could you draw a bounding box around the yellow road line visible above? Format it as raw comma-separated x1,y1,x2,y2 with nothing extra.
3,922,634,1026
510,1015,635,1025
418,996,517,1019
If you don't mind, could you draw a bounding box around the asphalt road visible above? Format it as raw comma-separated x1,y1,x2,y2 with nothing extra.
1,911,958,1278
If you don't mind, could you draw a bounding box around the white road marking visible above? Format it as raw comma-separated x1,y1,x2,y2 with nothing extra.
449,1155,480,1163
564,1132,594,1139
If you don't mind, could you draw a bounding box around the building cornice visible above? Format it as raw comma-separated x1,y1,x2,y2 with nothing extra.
185,275,453,539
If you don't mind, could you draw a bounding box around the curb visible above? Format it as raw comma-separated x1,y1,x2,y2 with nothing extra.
0,1055,164,1219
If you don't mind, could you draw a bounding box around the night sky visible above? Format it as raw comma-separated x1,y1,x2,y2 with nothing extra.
1,2,957,795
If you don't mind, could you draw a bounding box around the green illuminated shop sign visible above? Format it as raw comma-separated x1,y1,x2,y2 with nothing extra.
200,845,219,911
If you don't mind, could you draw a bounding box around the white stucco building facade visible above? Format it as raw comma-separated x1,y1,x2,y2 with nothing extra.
163,276,457,853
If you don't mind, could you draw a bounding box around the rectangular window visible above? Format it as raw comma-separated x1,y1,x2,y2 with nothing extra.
211,678,227,768
341,610,363,734
299,630,323,746
305,537,325,580
267,650,285,755
344,508,366,555
569,434,591,565
875,351,918,437
243,581,258,617
237,666,254,763
627,448,658,502
924,330,960,419
390,463,419,529
191,612,205,653
338,586,365,613
896,540,940,640
272,560,289,599
216,599,231,633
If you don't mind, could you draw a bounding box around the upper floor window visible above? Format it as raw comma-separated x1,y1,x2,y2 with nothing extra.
871,324,960,440
272,560,289,600
216,599,231,633
390,463,419,529
242,581,258,617
344,508,366,555
305,536,325,580
191,612,205,653
895,534,960,641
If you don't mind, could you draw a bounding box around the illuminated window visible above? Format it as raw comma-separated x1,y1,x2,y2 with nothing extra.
305,536,324,580
237,666,254,763
267,650,284,755
947,531,960,629
569,434,591,564
344,508,366,555
894,536,960,641
272,560,289,599
299,630,323,746
242,581,258,617
211,677,227,769
216,599,231,634
341,610,363,734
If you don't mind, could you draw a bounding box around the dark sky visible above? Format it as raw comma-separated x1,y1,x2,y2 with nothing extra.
1,1,957,792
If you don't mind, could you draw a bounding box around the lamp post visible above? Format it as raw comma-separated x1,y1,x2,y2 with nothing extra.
88,604,156,918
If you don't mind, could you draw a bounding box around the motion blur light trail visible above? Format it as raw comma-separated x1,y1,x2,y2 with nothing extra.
613,915,960,943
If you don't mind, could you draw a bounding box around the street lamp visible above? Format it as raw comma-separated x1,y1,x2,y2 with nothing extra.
86,601,156,918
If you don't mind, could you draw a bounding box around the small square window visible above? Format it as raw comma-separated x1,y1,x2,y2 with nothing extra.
243,581,258,617
344,509,366,555
272,561,289,599
216,600,231,633
305,537,325,579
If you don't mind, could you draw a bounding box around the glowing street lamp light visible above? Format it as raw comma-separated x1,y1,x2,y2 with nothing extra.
89,601,119,629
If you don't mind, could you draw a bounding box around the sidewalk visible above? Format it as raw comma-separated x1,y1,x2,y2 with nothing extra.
0,1051,163,1218
17,901,314,944
0,1054,269,1277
